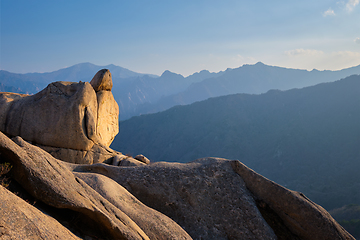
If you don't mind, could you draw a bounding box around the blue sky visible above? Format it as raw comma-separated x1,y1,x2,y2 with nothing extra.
1,0,359,76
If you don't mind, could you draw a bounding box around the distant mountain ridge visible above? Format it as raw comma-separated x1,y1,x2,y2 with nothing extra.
1,62,360,119
0,62,156,94
114,68,226,119
0,62,226,119
111,74,360,211
136,62,360,116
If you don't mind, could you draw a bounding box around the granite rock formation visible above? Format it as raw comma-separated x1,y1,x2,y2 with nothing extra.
0,69,126,164
0,70,355,239
0,131,355,239
0,185,81,240
0,131,190,240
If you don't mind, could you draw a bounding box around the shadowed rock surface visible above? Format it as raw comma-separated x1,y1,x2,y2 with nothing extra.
76,172,191,239
0,132,150,239
72,159,277,239
0,131,192,239
0,185,81,240
231,160,354,240
70,158,355,240
0,130,355,239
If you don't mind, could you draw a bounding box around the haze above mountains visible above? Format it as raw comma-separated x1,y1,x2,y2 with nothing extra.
1,62,360,120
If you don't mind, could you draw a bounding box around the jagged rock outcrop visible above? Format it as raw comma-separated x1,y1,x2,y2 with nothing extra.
231,160,353,240
1,81,99,150
70,158,355,240
90,69,119,146
0,131,190,239
0,131,355,239
0,69,121,164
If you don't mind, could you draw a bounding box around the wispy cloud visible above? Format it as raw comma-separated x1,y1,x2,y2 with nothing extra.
346,0,359,11
323,8,336,16
281,49,360,71
332,50,360,57
285,49,324,57
355,38,360,44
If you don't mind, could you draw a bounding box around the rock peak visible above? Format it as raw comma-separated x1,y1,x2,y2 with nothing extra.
90,69,112,91
160,70,184,78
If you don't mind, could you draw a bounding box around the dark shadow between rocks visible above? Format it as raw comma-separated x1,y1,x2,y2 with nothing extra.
1,154,115,240
255,199,301,240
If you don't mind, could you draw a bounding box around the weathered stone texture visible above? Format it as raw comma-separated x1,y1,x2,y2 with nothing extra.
90,69,113,91
0,69,119,164
71,159,278,240
0,132,191,240
2,81,98,150
96,90,119,146
0,186,80,240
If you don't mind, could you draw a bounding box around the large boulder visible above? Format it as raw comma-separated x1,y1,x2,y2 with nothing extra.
0,185,81,240
90,68,113,91
90,69,119,146
0,131,190,239
231,160,354,240
2,81,98,150
76,172,191,239
0,92,29,132
71,158,355,240
0,131,355,239
0,69,120,164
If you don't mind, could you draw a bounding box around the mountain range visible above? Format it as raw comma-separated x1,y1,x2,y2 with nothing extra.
1,62,360,120
2,62,360,237
136,62,360,117
0,62,156,94
111,74,360,212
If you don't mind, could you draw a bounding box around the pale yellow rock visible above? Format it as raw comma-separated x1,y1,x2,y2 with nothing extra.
1,81,98,151
37,143,124,164
119,157,147,166
90,69,113,91
96,90,119,147
0,69,120,164
0,133,150,240
0,92,29,131
134,154,150,164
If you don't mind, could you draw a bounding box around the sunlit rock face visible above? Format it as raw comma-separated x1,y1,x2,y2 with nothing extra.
0,130,355,239
0,69,120,164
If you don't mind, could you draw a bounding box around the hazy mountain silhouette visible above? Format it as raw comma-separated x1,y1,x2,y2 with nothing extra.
0,82,25,93
2,62,360,120
111,74,360,210
114,69,225,119
135,62,360,117
0,62,156,94
0,63,224,119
